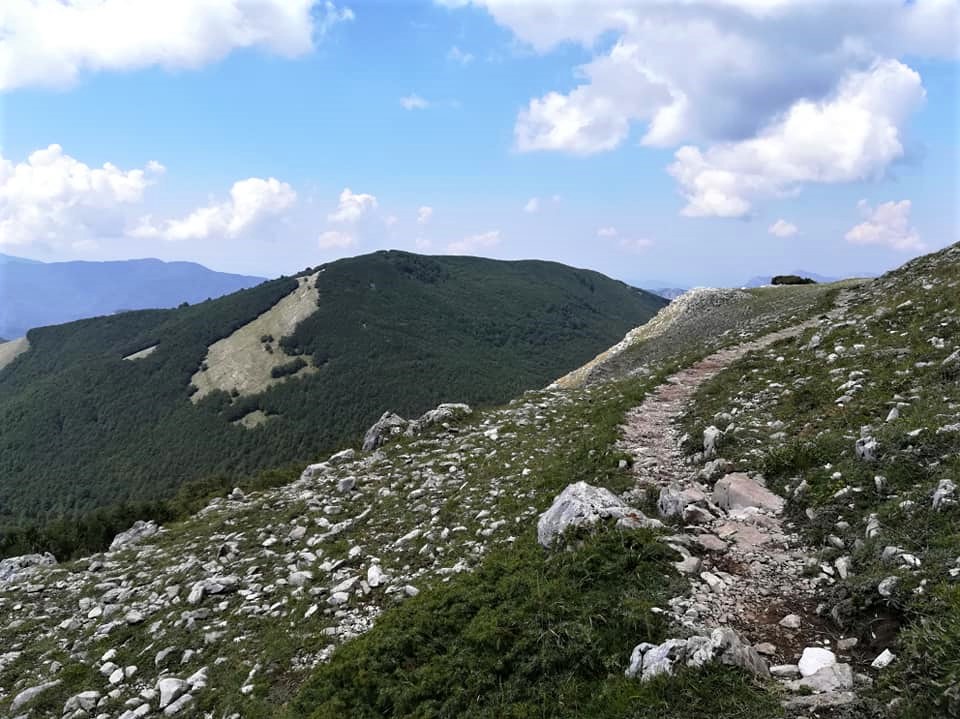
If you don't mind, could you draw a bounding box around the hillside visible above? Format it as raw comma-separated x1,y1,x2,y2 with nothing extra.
1,243,956,719
0,253,265,339
0,250,666,556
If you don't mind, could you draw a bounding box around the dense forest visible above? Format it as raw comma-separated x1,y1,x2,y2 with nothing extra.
0,250,666,556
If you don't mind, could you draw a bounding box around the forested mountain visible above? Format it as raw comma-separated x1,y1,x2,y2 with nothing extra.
0,253,264,338
0,250,666,548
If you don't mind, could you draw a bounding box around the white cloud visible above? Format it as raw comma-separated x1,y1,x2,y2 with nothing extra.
0,144,162,247
596,226,618,238
415,237,432,250
400,94,430,110
0,0,354,92
318,229,355,249
668,60,924,217
444,1,948,214
523,197,541,213
327,187,378,223
417,206,434,224
619,237,654,252
132,176,296,241
384,214,399,227
845,199,923,251
768,219,798,238
448,45,474,64
447,230,501,255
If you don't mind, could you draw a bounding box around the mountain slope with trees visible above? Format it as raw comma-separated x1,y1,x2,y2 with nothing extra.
0,250,666,552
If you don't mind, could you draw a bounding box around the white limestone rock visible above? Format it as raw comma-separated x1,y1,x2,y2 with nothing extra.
712,473,784,514
625,628,768,681
537,481,660,548
798,647,836,677
109,520,159,551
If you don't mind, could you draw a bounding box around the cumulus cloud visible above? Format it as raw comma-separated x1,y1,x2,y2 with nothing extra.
845,199,922,251
442,0,949,214
131,177,296,241
768,219,799,238
327,188,378,223
447,230,501,255
447,46,474,64
596,227,618,238
668,60,924,217
0,144,163,247
400,94,430,110
523,197,541,213
318,229,355,249
0,0,354,92
417,206,434,224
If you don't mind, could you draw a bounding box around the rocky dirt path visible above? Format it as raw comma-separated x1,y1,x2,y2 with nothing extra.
619,319,862,712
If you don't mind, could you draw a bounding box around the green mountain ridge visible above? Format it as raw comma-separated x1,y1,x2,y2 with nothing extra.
0,250,666,550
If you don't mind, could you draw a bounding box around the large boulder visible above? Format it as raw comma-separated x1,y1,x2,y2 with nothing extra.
625,628,768,681
109,520,159,551
409,403,472,434
0,552,56,584
537,481,660,548
362,411,410,451
713,473,784,514
358,403,473,454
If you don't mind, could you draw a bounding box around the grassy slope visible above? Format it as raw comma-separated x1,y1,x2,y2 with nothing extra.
681,243,960,717
0,251,664,555
285,282,849,719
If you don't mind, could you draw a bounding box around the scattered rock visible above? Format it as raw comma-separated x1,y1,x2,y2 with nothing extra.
787,662,853,693
933,479,956,511
537,481,660,548
110,520,159,551
362,411,410,451
798,647,836,677
871,648,896,669
625,627,768,681
0,552,56,584
10,680,61,712
703,426,724,459
778,613,801,629
783,692,857,711
855,437,878,462
157,677,190,709
712,473,784,514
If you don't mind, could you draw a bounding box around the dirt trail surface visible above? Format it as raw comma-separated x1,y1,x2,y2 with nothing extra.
620,315,862,713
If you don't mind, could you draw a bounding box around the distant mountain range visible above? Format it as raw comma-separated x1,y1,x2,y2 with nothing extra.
0,253,265,339
742,270,840,287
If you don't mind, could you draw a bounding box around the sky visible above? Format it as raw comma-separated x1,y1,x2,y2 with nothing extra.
0,0,958,287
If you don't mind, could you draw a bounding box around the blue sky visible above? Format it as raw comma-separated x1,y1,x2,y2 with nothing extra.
0,0,957,286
